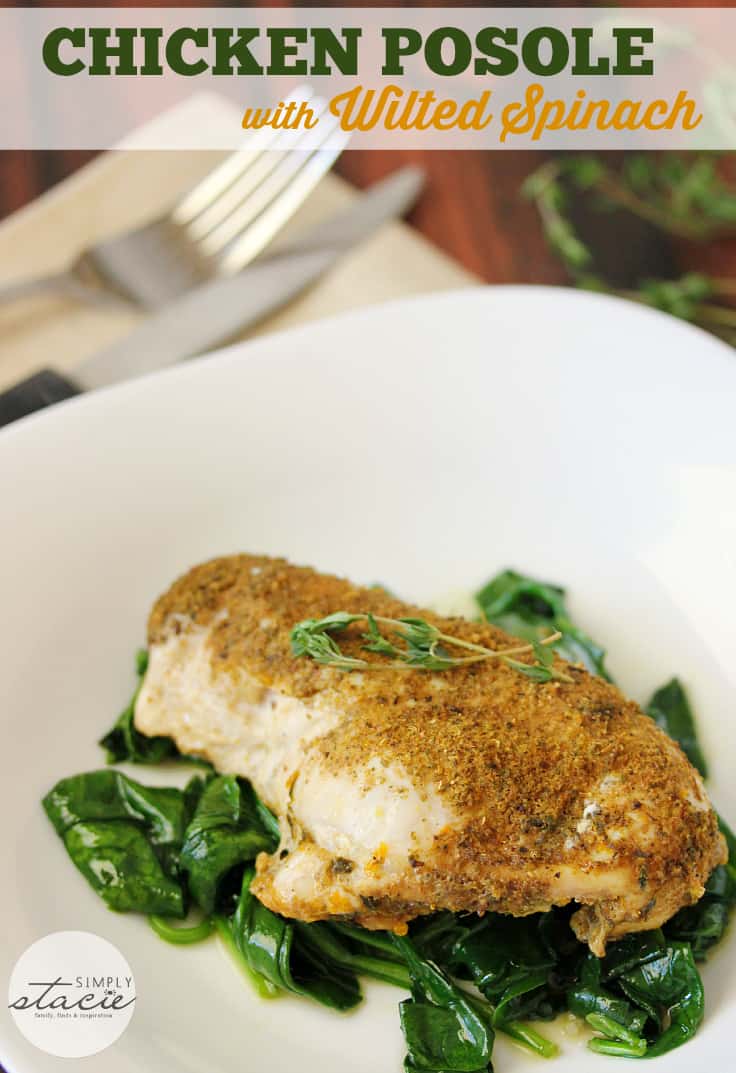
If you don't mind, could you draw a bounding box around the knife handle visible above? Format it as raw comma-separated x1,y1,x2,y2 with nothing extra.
0,368,82,428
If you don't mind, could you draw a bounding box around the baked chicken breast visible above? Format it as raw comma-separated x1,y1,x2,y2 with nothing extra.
135,554,726,955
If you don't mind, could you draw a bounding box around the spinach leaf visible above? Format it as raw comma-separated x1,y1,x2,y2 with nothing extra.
180,776,278,914
617,941,704,1057
332,920,410,963
43,768,191,850
451,913,567,1030
645,678,708,777
296,923,412,990
409,914,560,1057
399,1004,490,1073
585,1012,648,1058
452,915,554,1003
665,895,732,961
491,972,548,1026
476,570,610,679
391,933,494,1073
567,952,648,1035
601,930,667,981
410,912,471,968
537,905,584,965
213,913,281,1000
665,861,736,959
579,930,707,1057
59,823,184,916
42,769,199,915
99,649,179,765
226,869,361,1010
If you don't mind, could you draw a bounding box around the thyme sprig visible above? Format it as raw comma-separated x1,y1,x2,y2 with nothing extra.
290,612,573,683
523,154,736,346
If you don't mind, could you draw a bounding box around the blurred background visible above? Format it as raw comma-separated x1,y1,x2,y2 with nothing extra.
2,0,736,344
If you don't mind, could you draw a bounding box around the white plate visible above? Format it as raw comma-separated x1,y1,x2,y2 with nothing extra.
1,286,735,1073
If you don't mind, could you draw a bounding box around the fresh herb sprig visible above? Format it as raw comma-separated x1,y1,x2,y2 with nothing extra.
526,155,736,247
523,155,736,346
290,611,573,683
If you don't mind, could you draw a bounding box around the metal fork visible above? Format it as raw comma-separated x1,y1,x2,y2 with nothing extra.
0,87,349,310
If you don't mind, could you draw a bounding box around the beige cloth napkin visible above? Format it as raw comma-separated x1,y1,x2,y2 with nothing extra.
0,98,477,393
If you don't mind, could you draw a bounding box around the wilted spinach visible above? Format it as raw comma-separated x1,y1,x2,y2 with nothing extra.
565,930,707,1057
476,569,610,679
451,914,558,1029
568,952,648,1037
611,939,704,1057
42,769,201,915
391,933,495,1073
222,868,361,1010
298,923,413,990
181,776,277,914
645,678,708,777
665,861,736,959
43,564,736,1069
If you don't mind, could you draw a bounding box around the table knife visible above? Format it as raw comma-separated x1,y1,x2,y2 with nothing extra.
0,167,424,428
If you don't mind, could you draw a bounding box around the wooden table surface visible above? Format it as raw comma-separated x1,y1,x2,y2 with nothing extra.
2,0,732,287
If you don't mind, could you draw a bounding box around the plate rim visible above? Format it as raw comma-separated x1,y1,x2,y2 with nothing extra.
2,283,735,452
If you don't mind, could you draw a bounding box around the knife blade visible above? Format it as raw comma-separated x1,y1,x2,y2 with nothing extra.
0,167,424,427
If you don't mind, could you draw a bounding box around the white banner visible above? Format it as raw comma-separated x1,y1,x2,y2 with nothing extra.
2,7,735,149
